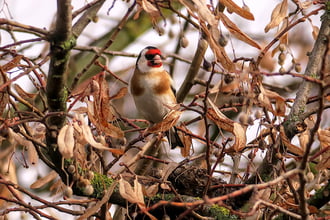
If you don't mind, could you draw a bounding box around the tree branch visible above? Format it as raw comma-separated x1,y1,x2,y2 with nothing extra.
284,10,330,139
46,0,74,179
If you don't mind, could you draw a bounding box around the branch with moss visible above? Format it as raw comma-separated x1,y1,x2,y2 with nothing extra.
45,0,74,179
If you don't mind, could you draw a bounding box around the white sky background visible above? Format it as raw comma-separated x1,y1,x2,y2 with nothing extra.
0,0,323,219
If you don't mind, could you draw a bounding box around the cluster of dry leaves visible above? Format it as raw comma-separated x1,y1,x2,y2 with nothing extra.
0,0,329,219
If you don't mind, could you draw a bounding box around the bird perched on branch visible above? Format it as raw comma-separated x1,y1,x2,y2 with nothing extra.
129,46,184,149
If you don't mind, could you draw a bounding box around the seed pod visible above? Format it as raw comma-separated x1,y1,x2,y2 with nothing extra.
64,186,73,198
157,27,165,36
203,59,212,71
180,36,189,48
279,67,286,74
85,171,94,180
92,15,99,23
218,33,228,47
67,164,76,174
83,185,94,196
278,52,286,65
239,113,249,125
279,43,286,52
295,63,302,72
254,110,263,119
248,116,254,125
306,172,314,182
168,29,175,39
275,152,283,159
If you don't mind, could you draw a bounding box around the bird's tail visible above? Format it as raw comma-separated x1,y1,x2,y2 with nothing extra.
166,126,184,149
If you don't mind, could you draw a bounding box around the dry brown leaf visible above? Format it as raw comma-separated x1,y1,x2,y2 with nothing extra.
201,23,235,72
13,84,37,100
30,171,58,189
110,87,128,100
260,51,276,72
177,124,192,157
218,12,261,50
0,160,19,208
86,73,124,139
206,98,246,152
119,176,145,205
141,0,160,18
76,114,124,155
312,25,319,40
1,55,23,72
57,124,74,159
179,0,217,25
258,85,286,116
144,183,159,197
232,123,246,152
219,0,254,20
316,129,330,170
265,0,288,33
8,128,38,165
280,126,304,156
146,110,181,133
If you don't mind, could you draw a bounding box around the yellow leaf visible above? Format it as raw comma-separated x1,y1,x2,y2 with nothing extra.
218,12,261,50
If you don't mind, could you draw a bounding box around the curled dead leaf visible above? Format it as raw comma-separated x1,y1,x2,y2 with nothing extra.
13,84,37,100
219,0,254,20
141,0,160,18
201,23,235,72
76,114,124,155
179,0,217,25
206,98,246,152
218,12,261,50
144,183,159,197
280,126,304,156
176,124,192,157
146,110,182,133
316,129,330,170
30,171,58,189
1,55,23,72
8,128,38,165
57,124,74,159
264,0,288,33
258,84,286,116
119,176,145,205
110,87,128,100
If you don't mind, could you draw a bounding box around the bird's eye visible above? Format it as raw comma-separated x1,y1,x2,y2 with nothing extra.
145,54,155,60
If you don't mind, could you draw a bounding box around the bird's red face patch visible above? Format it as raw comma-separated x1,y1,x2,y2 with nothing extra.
145,49,163,67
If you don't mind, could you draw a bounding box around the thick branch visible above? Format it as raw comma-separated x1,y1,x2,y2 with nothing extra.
284,11,330,139
46,0,73,179
177,37,208,103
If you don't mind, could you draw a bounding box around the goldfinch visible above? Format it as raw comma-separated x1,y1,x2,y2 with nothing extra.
129,46,184,149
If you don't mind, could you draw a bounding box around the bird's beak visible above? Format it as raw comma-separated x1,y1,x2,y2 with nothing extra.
152,54,162,64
